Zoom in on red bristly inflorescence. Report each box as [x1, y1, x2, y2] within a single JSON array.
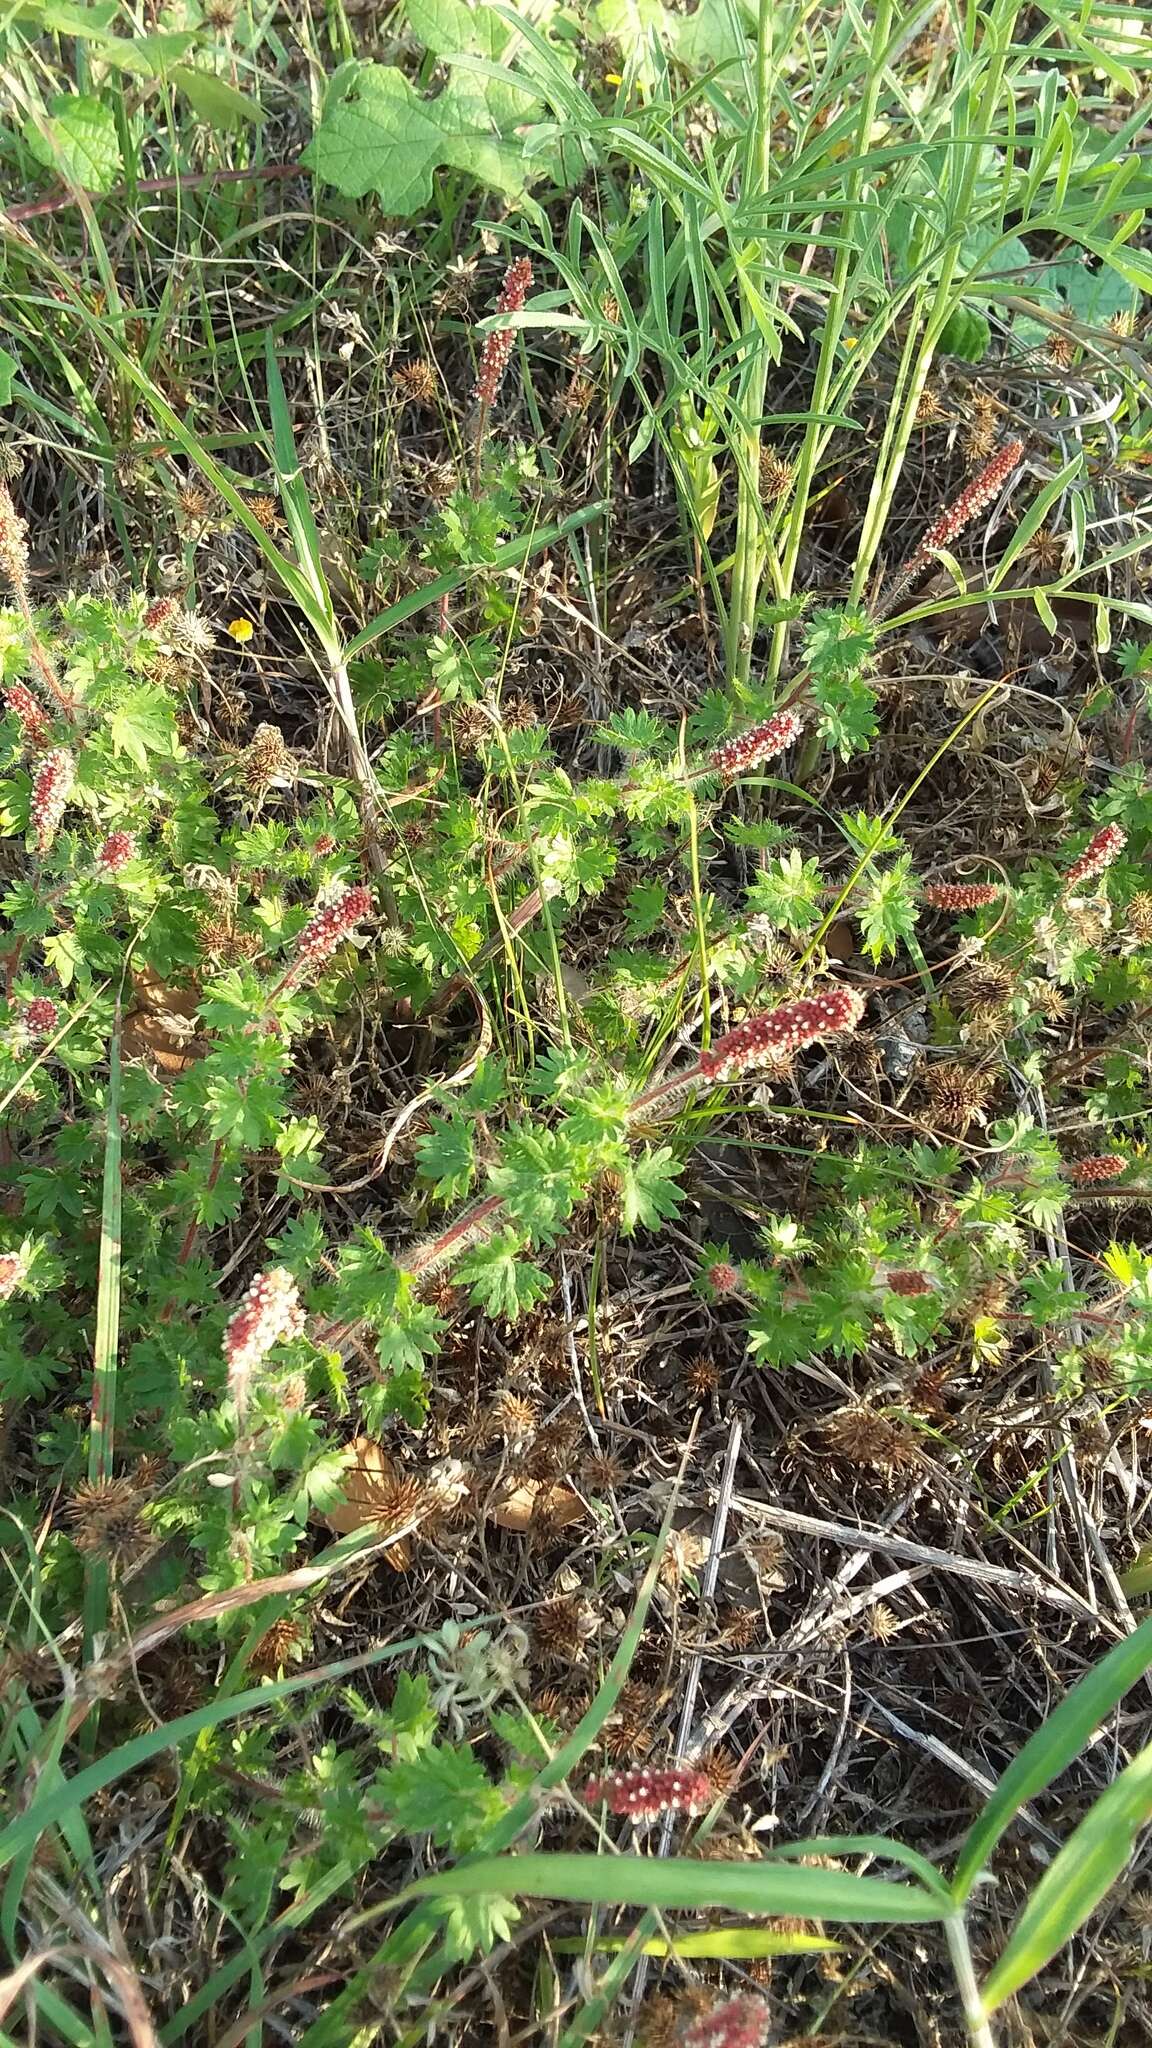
[[584, 1764, 713, 1821], [885, 1269, 934, 1296], [0, 480, 30, 592], [0, 1249, 29, 1300], [287, 885, 373, 981], [922, 881, 1001, 912], [223, 1267, 306, 1410], [30, 748, 75, 853], [473, 257, 533, 407], [708, 706, 803, 780], [906, 438, 1026, 573], [143, 594, 182, 632], [1062, 821, 1126, 894], [1066, 1155, 1127, 1185], [699, 987, 866, 1081], [23, 997, 59, 1037], [4, 682, 49, 747], [706, 1260, 742, 1294], [97, 830, 137, 874], [680, 1994, 774, 2048]]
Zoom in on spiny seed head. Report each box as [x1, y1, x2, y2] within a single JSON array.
[[223, 1268, 306, 1408], [681, 1994, 773, 2048], [824, 1406, 919, 1472], [0, 479, 30, 592], [246, 494, 284, 534], [63, 1478, 147, 1565], [248, 1617, 304, 1675], [1063, 821, 1126, 893], [293, 885, 373, 972], [23, 997, 58, 1037], [908, 439, 1025, 572], [584, 1764, 712, 1821], [923, 1060, 996, 1132], [241, 723, 295, 789], [922, 881, 1001, 912], [1066, 1154, 1127, 1185], [4, 682, 49, 747], [395, 359, 439, 406], [97, 830, 136, 874], [30, 749, 75, 853], [708, 707, 803, 780], [473, 257, 534, 406], [759, 448, 794, 502], [0, 1249, 29, 1299], [699, 988, 866, 1080]]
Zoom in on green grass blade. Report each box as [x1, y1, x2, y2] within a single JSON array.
[[980, 1740, 1152, 2013], [952, 1613, 1152, 1901], [407, 1852, 947, 1924], [263, 334, 333, 625], [550, 1928, 839, 1958]]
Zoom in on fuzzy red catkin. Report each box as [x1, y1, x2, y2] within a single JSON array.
[[1065, 1155, 1126, 1185], [708, 705, 802, 779], [97, 830, 136, 874], [293, 885, 373, 971], [681, 1995, 774, 2048], [1062, 821, 1126, 893], [699, 987, 866, 1081], [4, 681, 49, 746], [23, 997, 59, 1037], [473, 257, 534, 407], [30, 748, 75, 853], [906, 438, 1025, 570], [584, 1764, 712, 1820], [223, 1267, 305, 1407], [921, 881, 1001, 911], [0, 1250, 29, 1300]]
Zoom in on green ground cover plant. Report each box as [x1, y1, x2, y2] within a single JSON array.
[[3, 0, 1152, 2042]]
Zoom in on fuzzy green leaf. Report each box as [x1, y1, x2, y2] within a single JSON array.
[[26, 93, 121, 193], [303, 61, 530, 214]]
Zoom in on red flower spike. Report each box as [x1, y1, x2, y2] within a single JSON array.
[[700, 988, 866, 1081], [313, 833, 337, 857], [292, 885, 374, 974], [4, 682, 49, 747], [473, 257, 534, 407], [681, 1995, 774, 2048], [886, 1269, 934, 1296], [0, 480, 30, 593], [1066, 1155, 1127, 1185], [23, 997, 59, 1037], [0, 1249, 28, 1300], [709, 706, 802, 779], [584, 1764, 712, 1821], [1062, 822, 1126, 894], [97, 830, 136, 875], [907, 439, 1025, 571], [143, 595, 181, 632], [223, 1268, 306, 1409], [30, 748, 75, 853], [922, 881, 1001, 912]]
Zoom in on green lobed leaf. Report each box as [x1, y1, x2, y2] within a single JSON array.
[[171, 64, 263, 129], [303, 61, 531, 214]]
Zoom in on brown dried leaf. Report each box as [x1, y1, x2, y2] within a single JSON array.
[[489, 1478, 585, 1533], [122, 966, 207, 1074], [321, 1436, 419, 1566]]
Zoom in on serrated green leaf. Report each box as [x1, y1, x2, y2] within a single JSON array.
[[618, 1145, 684, 1236], [108, 686, 178, 768], [171, 64, 263, 129], [26, 94, 121, 194], [303, 61, 530, 214], [0, 351, 18, 407]]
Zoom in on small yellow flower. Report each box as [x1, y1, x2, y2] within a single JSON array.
[[227, 617, 255, 644]]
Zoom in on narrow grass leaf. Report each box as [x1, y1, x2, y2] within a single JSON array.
[[550, 1928, 839, 1958], [952, 1612, 1152, 1901], [981, 1741, 1152, 2012], [408, 1852, 946, 1923]]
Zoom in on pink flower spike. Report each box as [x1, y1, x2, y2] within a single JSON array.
[[143, 594, 181, 632], [885, 1269, 934, 1296], [0, 1249, 28, 1300], [473, 256, 534, 406], [97, 830, 136, 875], [922, 881, 1001, 912], [291, 884, 374, 978], [23, 997, 59, 1038], [584, 1764, 712, 1822], [709, 706, 802, 780], [1062, 821, 1126, 894], [223, 1267, 306, 1412], [30, 748, 75, 853], [681, 1994, 773, 2048], [908, 438, 1025, 571], [4, 681, 49, 747], [700, 987, 866, 1081], [1066, 1154, 1126, 1185]]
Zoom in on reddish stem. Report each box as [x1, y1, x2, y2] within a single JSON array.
[[7, 160, 301, 224]]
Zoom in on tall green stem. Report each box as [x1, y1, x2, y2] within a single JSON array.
[[946, 1912, 997, 2048], [726, 0, 776, 688]]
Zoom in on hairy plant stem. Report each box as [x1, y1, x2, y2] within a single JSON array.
[[945, 1913, 996, 2048], [726, 0, 777, 688]]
